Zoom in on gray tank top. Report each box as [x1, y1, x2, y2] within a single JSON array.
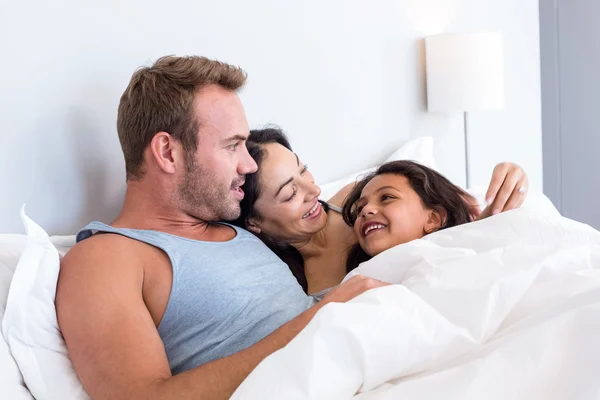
[[76, 222, 315, 375]]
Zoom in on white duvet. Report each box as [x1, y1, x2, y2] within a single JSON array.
[[232, 208, 600, 399]]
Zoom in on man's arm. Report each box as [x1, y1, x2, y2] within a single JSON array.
[[56, 234, 385, 400]]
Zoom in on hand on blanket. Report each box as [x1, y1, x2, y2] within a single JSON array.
[[477, 162, 529, 220], [321, 275, 389, 305]]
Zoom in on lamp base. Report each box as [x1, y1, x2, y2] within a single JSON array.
[[464, 111, 471, 189]]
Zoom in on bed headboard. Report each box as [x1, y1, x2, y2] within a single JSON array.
[[0, 0, 542, 235]]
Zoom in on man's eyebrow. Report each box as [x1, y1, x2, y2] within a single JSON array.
[[275, 177, 294, 198], [222, 134, 248, 142]]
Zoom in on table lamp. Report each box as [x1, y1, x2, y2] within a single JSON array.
[[425, 32, 505, 188]]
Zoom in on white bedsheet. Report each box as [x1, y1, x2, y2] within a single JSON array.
[[232, 208, 600, 399]]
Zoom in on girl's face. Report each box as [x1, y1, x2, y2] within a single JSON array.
[[249, 143, 327, 244], [352, 174, 441, 257]]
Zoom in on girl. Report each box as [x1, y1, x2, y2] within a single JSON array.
[[342, 160, 475, 272]]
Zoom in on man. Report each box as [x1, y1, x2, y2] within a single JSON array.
[[56, 55, 527, 400], [56, 56, 389, 400]]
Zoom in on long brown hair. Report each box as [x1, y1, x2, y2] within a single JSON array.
[[342, 160, 476, 272]]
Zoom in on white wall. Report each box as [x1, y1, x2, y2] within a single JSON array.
[[0, 0, 542, 234]]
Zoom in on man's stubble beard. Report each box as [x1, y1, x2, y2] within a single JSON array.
[[178, 158, 241, 222]]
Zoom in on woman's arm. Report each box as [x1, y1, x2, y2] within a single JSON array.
[[478, 163, 529, 219], [325, 183, 358, 246], [326, 182, 356, 208]]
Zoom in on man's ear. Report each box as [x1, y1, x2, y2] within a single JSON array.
[[246, 217, 262, 234], [149, 132, 180, 174], [424, 208, 446, 235]]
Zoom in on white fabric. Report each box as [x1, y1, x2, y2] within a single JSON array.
[[465, 185, 560, 217], [318, 137, 438, 200], [0, 235, 28, 313], [232, 208, 600, 399], [0, 234, 34, 400], [2, 207, 85, 400]]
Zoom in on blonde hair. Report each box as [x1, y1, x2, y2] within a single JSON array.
[[117, 55, 247, 180]]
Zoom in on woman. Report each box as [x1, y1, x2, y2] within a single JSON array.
[[235, 127, 529, 298]]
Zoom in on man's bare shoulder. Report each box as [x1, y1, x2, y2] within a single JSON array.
[[56, 233, 151, 328], [60, 233, 147, 274]]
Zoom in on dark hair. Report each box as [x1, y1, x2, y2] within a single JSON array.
[[342, 160, 476, 272], [234, 126, 318, 292]]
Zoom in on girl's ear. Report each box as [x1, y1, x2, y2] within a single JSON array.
[[424, 208, 446, 235], [247, 217, 262, 234]]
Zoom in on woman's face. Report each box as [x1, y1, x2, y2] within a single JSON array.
[[352, 174, 440, 257], [249, 143, 327, 244]]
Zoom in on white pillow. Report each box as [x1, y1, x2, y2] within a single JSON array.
[[466, 185, 560, 217], [318, 136, 437, 200], [382, 136, 438, 169], [0, 234, 28, 311], [2, 206, 87, 400], [0, 234, 35, 400]]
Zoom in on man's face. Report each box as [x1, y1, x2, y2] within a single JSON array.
[[178, 85, 257, 222]]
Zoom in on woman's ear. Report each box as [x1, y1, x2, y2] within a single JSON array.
[[424, 208, 446, 235], [247, 218, 262, 234]]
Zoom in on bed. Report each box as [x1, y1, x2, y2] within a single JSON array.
[[0, 138, 575, 400], [231, 207, 600, 399], [1, 194, 583, 400]]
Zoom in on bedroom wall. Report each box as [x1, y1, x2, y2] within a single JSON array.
[[540, 0, 600, 229], [0, 0, 542, 234]]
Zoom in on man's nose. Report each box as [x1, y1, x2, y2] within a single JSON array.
[[239, 148, 258, 175]]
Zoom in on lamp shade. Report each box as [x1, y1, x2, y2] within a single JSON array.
[[425, 32, 504, 112]]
